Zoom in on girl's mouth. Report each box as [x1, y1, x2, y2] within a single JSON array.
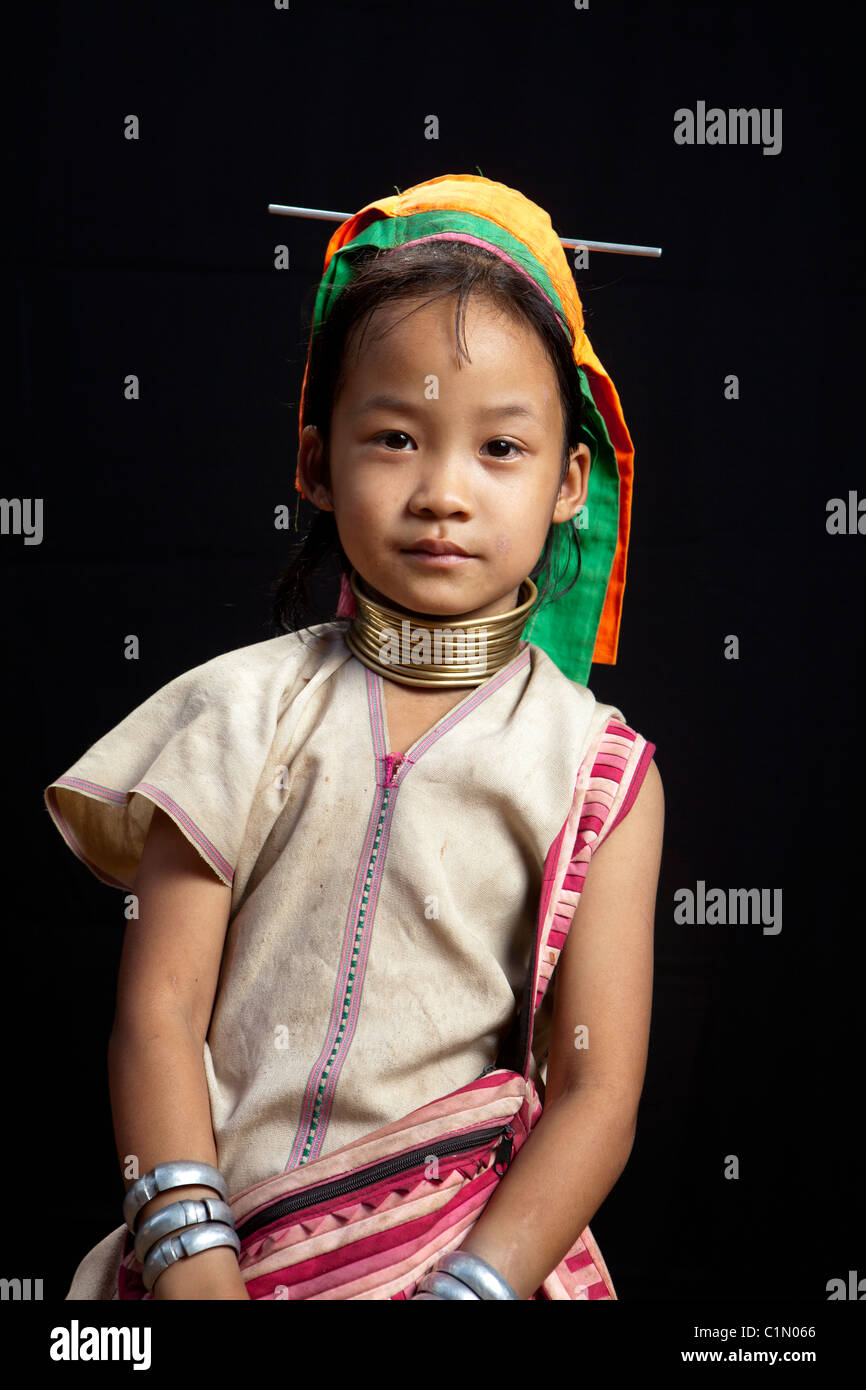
[[402, 550, 473, 566]]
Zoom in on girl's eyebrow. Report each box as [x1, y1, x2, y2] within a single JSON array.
[[355, 393, 541, 422], [355, 393, 416, 415]]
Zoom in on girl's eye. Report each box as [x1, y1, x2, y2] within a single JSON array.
[[483, 438, 521, 459], [375, 431, 414, 450]]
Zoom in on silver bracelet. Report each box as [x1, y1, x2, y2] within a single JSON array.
[[430, 1251, 520, 1300], [123, 1161, 229, 1233], [415, 1269, 481, 1300], [134, 1196, 235, 1265], [439, 1251, 520, 1299], [141, 1221, 241, 1292]]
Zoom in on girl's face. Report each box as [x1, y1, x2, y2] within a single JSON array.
[[297, 291, 589, 623]]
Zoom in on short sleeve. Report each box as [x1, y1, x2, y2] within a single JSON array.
[[43, 629, 341, 892], [590, 718, 657, 848]]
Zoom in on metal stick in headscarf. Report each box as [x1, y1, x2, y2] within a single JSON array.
[[270, 175, 661, 687]]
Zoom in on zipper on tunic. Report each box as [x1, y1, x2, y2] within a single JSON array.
[[236, 1123, 515, 1242], [294, 755, 403, 1165], [383, 753, 403, 786]]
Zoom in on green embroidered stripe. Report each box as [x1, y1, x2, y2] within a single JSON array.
[[299, 786, 392, 1162]]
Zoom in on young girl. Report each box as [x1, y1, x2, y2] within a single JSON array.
[[45, 173, 664, 1301]]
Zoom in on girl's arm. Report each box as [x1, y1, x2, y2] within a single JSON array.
[[107, 805, 249, 1300], [458, 758, 665, 1299]]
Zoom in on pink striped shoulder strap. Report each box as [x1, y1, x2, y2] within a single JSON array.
[[531, 717, 657, 1018]]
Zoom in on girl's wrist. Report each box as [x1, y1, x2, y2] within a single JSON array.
[[151, 1243, 247, 1300]]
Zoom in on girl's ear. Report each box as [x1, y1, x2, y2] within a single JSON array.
[[551, 442, 591, 523], [297, 425, 334, 511]]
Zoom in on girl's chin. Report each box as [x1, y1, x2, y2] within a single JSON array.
[[360, 568, 522, 624]]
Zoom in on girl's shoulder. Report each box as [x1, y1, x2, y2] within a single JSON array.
[[525, 640, 643, 744], [526, 643, 658, 831], [44, 622, 352, 892], [151, 621, 351, 709]]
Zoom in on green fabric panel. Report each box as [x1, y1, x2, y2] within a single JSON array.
[[521, 370, 620, 688]]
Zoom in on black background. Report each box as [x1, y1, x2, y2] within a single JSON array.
[[6, 0, 864, 1307]]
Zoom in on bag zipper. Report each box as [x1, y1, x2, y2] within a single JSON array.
[[235, 1122, 515, 1242]]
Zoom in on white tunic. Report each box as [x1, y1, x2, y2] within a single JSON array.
[[45, 621, 647, 1298]]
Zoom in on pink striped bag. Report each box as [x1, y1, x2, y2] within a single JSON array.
[[118, 717, 647, 1301]]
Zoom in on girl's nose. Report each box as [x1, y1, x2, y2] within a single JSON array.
[[407, 455, 473, 515]]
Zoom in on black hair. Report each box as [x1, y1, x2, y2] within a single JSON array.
[[269, 239, 587, 636]]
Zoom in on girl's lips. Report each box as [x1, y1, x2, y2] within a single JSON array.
[[402, 550, 474, 565]]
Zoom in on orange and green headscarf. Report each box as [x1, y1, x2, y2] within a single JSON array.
[[295, 173, 635, 688]]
